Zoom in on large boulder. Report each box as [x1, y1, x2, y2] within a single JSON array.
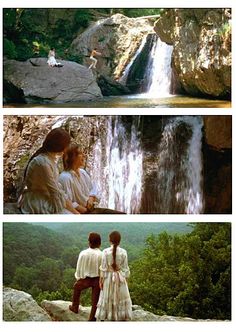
[[154, 9, 231, 99], [3, 58, 102, 104], [70, 14, 153, 80], [3, 287, 52, 321]]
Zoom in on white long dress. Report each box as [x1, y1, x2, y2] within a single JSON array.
[[95, 245, 132, 321], [20, 153, 70, 214], [59, 169, 99, 208], [47, 50, 61, 67]]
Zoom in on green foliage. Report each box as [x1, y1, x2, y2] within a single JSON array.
[[130, 223, 231, 320], [122, 9, 161, 18], [217, 22, 231, 37], [3, 38, 17, 59], [73, 9, 93, 29], [3, 8, 162, 61]]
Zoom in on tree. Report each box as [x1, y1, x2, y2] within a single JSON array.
[[130, 223, 231, 319]]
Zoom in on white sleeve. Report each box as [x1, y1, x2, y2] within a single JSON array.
[[59, 173, 79, 208]]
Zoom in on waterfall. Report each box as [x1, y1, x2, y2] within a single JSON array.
[[153, 116, 204, 214], [144, 35, 173, 97], [89, 116, 203, 214], [107, 117, 143, 213]]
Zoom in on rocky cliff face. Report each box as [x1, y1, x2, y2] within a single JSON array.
[[70, 14, 154, 80], [4, 287, 208, 322], [4, 58, 102, 104], [154, 9, 231, 99]]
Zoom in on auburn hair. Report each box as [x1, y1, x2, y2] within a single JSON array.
[[109, 231, 121, 271], [63, 144, 82, 171], [24, 128, 71, 179]]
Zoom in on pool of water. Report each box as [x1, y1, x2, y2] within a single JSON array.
[[4, 94, 231, 108]]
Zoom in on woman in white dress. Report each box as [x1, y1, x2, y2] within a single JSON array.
[[59, 144, 125, 214], [95, 231, 132, 321], [18, 128, 79, 214]]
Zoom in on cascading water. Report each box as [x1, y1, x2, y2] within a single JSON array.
[[152, 116, 204, 214], [144, 35, 173, 97], [107, 117, 143, 213], [89, 116, 203, 214]]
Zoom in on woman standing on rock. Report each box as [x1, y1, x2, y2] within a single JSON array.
[[95, 231, 132, 321], [59, 144, 125, 214], [18, 128, 80, 214]]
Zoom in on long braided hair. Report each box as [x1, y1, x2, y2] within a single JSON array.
[[109, 231, 121, 271]]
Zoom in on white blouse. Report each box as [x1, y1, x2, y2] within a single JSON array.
[[59, 169, 99, 208], [75, 247, 102, 280], [100, 246, 130, 279], [20, 153, 68, 214]]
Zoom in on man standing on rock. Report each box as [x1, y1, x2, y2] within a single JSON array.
[[89, 48, 102, 69], [69, 232, 102, 321]]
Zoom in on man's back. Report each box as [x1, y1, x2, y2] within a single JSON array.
[[75, 247, 102, 280]]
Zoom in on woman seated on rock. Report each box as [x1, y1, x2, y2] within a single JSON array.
[[59, 144, 125, 214], [18, 128, 80, 214], [47, 48, 63, 67]]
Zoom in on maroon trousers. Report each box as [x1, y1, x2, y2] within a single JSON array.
[[72, 276, 100, 321]]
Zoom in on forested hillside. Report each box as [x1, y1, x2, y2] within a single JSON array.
[[3, 222, 230, 319]]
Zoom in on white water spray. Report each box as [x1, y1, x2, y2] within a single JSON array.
[[107, 117, 143, 213], [145, 36, 173, 97], [155, 116, 204, 214]]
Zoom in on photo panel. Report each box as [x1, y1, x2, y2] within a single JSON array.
[[3, 7, 231, 108], [3, 115, 232, 215], [2, 221, 231, 322]]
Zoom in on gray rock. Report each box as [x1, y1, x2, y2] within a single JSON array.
[[71, 14, 153, 80], [3, 289, 225, 322], [3, 287, 52, 321], [3, 58, 102, 104], [41, 300, 199, 321], [41, 300, 90, 321]]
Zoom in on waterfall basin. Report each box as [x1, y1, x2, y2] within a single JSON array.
[[5, 95, 231, 108]]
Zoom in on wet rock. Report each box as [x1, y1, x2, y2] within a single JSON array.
[[97, 74, 131, 96], [3, 58, 102, 104]]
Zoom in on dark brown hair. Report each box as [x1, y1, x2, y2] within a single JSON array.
[[63, 144, 82, 171], [109, 231, 121, 271], [88, 232, 101, 249], [24, 128, 71, 179]]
